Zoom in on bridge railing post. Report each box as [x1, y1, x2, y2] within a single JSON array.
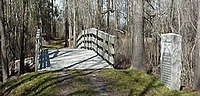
[[35, 29, 41, 72], [96, 29, 99, 53], [84, 29, 86, 48], [88, 30, 91, 49], [106, 32, 110, 63], [87, 30, 89, 49], [87, 30, 90, 49]]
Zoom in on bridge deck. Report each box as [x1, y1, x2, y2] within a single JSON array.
[[38, 48, 113, 71]]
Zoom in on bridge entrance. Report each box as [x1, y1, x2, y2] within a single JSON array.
[[35, 28, 115, 71]]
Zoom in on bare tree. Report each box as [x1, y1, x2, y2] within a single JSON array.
[[73, 0, 76, 48], [0, 0, 9, 82], [19, 0, 28, 75], [194, 0, 200, 89], [63, 0, 69, 47], [107, 0, 110, 32], [51, 0, 54, 38], [131, 0, 145, 70], [96, 0, 103, 29]]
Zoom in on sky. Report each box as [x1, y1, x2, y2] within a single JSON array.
[[55, 0, 63, 10]]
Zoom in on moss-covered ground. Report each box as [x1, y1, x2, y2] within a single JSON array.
[[0, 69, 197, 96]]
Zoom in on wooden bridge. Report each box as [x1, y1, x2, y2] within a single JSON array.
[[35, 28, 116, 71]]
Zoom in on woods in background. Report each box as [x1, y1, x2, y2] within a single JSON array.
[[63, 0, 200, 89], [1, 0, 200, 89], [0, 0, 59, 82]]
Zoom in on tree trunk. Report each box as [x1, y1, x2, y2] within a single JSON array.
[[73, 1, 76, 48], [64, 0, 69, 47], [51, 0, 54, 38], [107, 0, 110, 33], [0, 0, 9, 82], [68, 0, 72, 48], [19, 0, 27, 75], [194, 0, 200, 89], [96, 0, 103, 29], [131, 0, 144, 70]]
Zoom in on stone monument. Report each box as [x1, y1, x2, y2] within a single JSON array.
[[160, 33, 182, 90]]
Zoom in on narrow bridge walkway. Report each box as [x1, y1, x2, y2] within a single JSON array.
[[38, 48, 113, 71]]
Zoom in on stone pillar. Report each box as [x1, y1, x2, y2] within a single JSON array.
[[160, 33, 182, 90]]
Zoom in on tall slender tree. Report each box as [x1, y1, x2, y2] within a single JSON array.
[[19, 0, 28, 75], [64, 0, 69, 47], [0, 0, 9, 82], [73, 0, 76, 48], [131, 0, 145, 70], [51, 0, 54, 38], [96, 0, 103, 29], [194, 0, 200, 89], [107, 0, 110, 33]]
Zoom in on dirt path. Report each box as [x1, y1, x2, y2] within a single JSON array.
[[84, 70, 109, 96], [54, 69, 114, 96]]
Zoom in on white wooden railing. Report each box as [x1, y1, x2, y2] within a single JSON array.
[[76, 28, 116, 65], [35, 29, 50, 71], [35, 29, 41, 72]]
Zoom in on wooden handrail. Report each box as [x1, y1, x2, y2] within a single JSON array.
[[35, 29, 41, 72], [76, 28, 116, 65]]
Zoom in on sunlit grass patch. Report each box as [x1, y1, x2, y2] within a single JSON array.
[[99, 69, 197, 96], [0, 71, 60, 96], [0, 69, 197, 96]]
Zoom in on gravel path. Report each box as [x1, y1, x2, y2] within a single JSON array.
[[38, 48, 113, 71]]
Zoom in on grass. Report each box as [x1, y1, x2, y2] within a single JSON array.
[[0, 69, 197, 96], [99, 69, 197, 96], [0, 71, 60, 96]]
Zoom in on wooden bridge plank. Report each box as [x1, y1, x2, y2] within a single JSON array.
[[38, 49, 112, 71]]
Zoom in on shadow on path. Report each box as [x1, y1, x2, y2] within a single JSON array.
[[60, 55, 98, 69], [49, 50, 74, 59]]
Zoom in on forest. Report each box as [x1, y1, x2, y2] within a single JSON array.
[[0, 0, 200, 94]]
